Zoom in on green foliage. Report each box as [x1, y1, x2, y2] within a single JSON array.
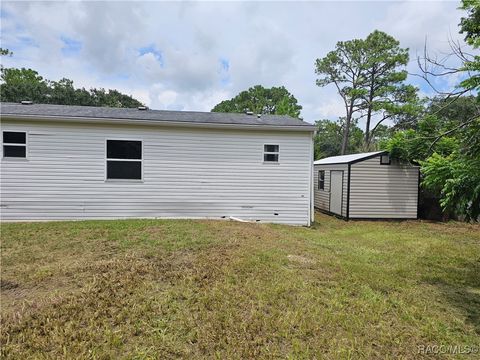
[[0, 67, 143, 108], [315, 30, 421, 151], [421, 153, 480, 221], [428, 96, 479, 127], [0, 48, 13, 56], [459, 0, 480, 92], [360, 31, 421, 143], [383, 96, 479, 220], [370, 124, 393, 144], [460, 0, 480, 47], [0, 68, 49, 103], [313, 119, 364, 159], [383, 96, 477, 161], [211, 85, 302, 118], [315, 37, 365, 153]]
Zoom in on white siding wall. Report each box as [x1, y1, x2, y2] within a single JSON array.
[[349, 156, 418, 219], [1, 120, 312, 225], [313, 164, 348, 217]]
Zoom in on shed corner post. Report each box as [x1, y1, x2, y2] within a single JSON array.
[[309, 132, 315, 226], [346, 163, 351, 221]]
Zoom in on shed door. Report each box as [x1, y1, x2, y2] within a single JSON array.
[[329, 171, 343, 216]]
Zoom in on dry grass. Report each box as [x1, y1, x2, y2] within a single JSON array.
[[1, 213, 479, 359]]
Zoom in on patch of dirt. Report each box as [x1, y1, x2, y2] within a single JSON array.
[[0, 279, 19, 290]]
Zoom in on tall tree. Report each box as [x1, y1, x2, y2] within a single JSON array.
[[315, 39, 366, 154], [315, 30, 420, 153], [211, 85, 302, 118], [360, 31, 420, 146]]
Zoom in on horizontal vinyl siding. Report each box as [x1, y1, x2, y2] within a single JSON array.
[[1, 121, 312, 225], [313, 164, 348, 217], [349, 156, 418, 219]]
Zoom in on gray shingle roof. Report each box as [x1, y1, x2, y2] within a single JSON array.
[[1, 102, 315, 130]]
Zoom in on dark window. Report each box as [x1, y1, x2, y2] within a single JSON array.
[[264, 144, 279, 162], [264, 153, 279, 162], [106, 140, 142, 180], [318, 170, 325, 190], [107, 140, 141, 159], [3, 132, 26, 144], [107, 161, 142, 180], [3, 145, 26, 158], [380, 154, 391, 165], [264, 144, 279, 153], [3, 131, 27, 158]]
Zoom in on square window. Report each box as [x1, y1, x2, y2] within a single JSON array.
[[3, 131, 27, 158], [264, 144, 279, 163], [380, 154, 391, 165], [106, 140, 142, 180]]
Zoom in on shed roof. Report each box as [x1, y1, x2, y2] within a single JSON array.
[[314, 151, 387, 165], [0, 102, 316, 131]]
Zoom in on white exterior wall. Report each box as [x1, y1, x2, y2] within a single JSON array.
[[313, 164, 348, 217], [349, 156, 418, 219], [0, 120, 313, 225]]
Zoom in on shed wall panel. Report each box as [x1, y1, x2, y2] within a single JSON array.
[[313, 164, 348, 217], [349, 156, 418, 219]]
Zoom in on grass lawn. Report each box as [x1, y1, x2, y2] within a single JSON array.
[[1, 213, 479, 359]]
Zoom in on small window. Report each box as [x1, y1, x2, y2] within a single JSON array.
[[380, 154, 391, 165], [3, 131, 26, 158], [318, 170, 325, 190], [264, 144, 279, 162], [106, 140, 142, 180]]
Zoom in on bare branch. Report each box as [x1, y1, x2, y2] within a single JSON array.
[[427, 115, 480, 152]]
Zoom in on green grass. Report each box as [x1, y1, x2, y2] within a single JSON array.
[[1, 213, 479, 359]]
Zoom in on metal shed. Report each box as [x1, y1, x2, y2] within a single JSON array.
[[314, 151, 419, 220]]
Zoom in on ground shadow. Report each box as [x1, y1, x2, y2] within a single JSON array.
[[425, 257, 480, 335]]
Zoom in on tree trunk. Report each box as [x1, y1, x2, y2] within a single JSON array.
[[365, 71, 375, 146], [365, 107, 372, 145], [340, 116, 350, 154], [341, 103, 353, 155]]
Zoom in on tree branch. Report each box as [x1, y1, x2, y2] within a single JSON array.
[[428, 116, 480, 152]]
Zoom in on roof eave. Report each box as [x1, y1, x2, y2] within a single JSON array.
[[1, 114, 317, 132], [314, 151, 388, 166]]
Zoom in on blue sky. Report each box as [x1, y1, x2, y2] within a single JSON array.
[[0, 1, 474, 127]]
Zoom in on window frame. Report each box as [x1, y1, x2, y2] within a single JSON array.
[[318, 170, 325, 190], [263, 143, 280, 164], [380, 154, 391, 165], [105, 138, 144, 182], [2, 130, 28, 160]]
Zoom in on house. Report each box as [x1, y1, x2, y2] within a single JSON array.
[[314, 151, 419, 220], [0, 102, 316, 225]]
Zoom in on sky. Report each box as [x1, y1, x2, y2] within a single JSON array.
[[0, 1, 472, 127]]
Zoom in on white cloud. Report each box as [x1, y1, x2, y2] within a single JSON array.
[[1, 0, 469, 128]]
